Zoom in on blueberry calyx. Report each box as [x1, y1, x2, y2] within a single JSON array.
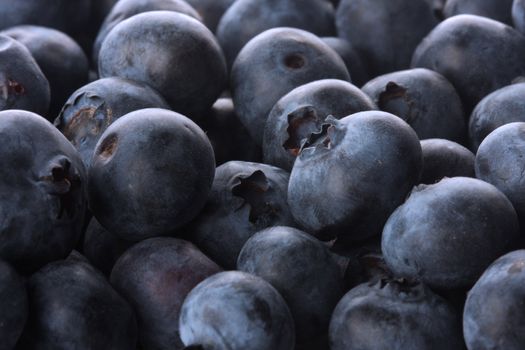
[[374, 278, 426, 301], [299, 115, 340, 156], [378, 81, 416, 124], [231, 170, 277, 224], [40, 156, 81, 219], [282, 105, 324, 156]]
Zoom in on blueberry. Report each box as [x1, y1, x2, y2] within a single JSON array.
[[287, 111, 422, 243], [463, 250, 525, 350], [237, 226, 345, 348], [231, 27, 350, 145], [216, 0, 335, 68], [197, 97, 262, 166], [185, 0, 235, 33], [362, 68, 466, 143], [82, 218, 134, 277], [1, 25, 89, 120], [444, 0, 513, 25], [110, 237, 221, 350], [263, 79, 376, 171], [179, 271, 295, 350], [88, 108, 215, 241], [92, 0, 201, 67], [412, 15, 525, 112], [329, 279, 464, 350], [0, 259, 27, 350], [475, 122, 525, 232], [336, 0, 438, 77], [382, 177, 520, 289], [468, 82, 525, 151], [321, 37, 370, 87], [0, 0, 91, 42], [54, 77, 169, 167], [98, 11, 226, 118], [188, 161, 296, 269], [0, 110, 87, 272], [0, 34, 50, 116], [420, 139, 475, 184], [17, 252, 137, 349], [513, 0, 525, 35]]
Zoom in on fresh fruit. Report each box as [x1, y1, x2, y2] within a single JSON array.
[[468, 82, 525, 151], [92, 0, 201, 66], [263, 79, 376, 171], [217, 0, 336, 68], [0, 259, 27, 350], [412, 15, 525, 112], [17, 252, 137, 349], [382, 177, 520, 289], [179, 271, 295, 350], [98, 10, 226, 118], [336, 0, 438, 77], [475, 122, 525, 230], [362, 68, 465, 142], [110, 237, 221, 350], [420, 139, 475, 184], [287, 111, 422, 243], [1, 25, 89, 119], [0, 34, 50, 116], [329, 279, 464, 350], [55, 77, 169, 167], [0, 110, 87, 272], [231, 27, 350, 145], [188, 161, 295, 269], [463, 250, 525, 350], [88, 108, 215, 241], [238, 226, 345, 348]]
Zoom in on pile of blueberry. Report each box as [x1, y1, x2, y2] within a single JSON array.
[[3, 0, 525, 349]]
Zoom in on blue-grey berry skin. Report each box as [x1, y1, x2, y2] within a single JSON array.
[[382, 177, 520, 290], [216, 0, 336, 68], [464, 250, 525, 350], [82, 218, 134, 277], [110, 237, 221, 350], [362, 68, 465, 143], [0, 259, 27, 350], [188, 161, 296, 269], [287, 111, 422, 243], [237, 226, 345, 347], [88, 108, 215, 242], [0, 110, 87, 273], [263, 79, 376, 172], [336, 0, 438, 77], [1, 25, 88, 119], [321, 37, 369, 87], [412, 15, 525, 112], [55, 77, 169, 167], [329, 280, 465, 350], [0, 0, 91, 40], [420, 139, 475, 184], [468, 82, 525, 152], [231, 27, 350, 146], [17, 252, 137, 349], [185, 0, 235, 33], [0, 34, 50, 116], [92, 0, 202, 66], [513, 0, 525, 35], [179, 271, 295, 350], [444, 0, 513, 25], [197, 97, 262, 166], [98, 11, 226, 119], [475, 122, 525, 231]]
